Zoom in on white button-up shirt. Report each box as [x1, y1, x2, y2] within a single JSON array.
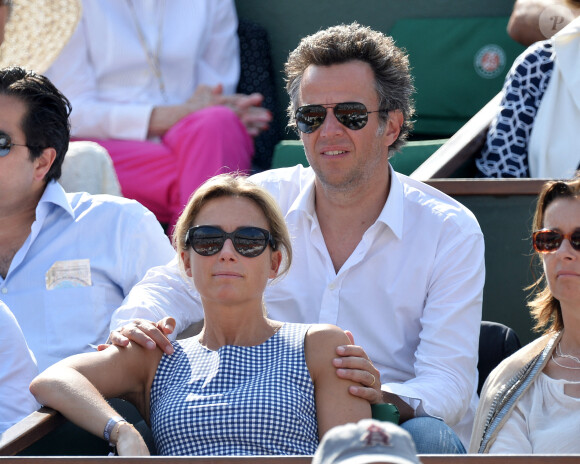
[[45, 0, 240, 141], [0, 181, 175, 371], [113, 165, 484, 445]]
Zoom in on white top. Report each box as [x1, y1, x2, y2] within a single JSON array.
[[113, 165, 484, 446], [490, 372, 580, 453], [0, 181, 175, 372], [0, 301, 40, 434], [45, 0, 240, 141], [528, 16, 580, 178]]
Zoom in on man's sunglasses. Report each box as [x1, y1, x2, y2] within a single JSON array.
[[294, 102, 388, 134], [0, 132, 37, 157], [185, 226, 276, 258], [532, 228, 580, 253]]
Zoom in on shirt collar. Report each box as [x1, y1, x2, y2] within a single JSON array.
[[285, 168, 317, 220], [36, 181, 75, 219], [284, 165, 404, 240], [377, 165, 404, 240]]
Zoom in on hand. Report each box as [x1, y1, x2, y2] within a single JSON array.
[[185, 84, 224, 111], [115, 423, 150, 456], [218, 92, 272, 136], [99, 317, 175, 355], [334, 330, 383, 404]]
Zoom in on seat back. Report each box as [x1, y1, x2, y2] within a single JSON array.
[[390, 17, 524, 137], [478, 321, 522, 394], [236, 19, 281, 172], [271, 139, 448, 176]]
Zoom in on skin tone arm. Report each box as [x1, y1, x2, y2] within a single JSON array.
[[105, 319, 410, 418], [30, 343, 162, 456], [333, 331, 416, 423], [507, 0, 572, 46], [148, 84, 271, 138], [305, 325, 371, 437]]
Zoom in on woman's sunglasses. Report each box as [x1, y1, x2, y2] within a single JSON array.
[[185, 226, 276, 258], [0, 132, 35, 157], [532, 228, 580, 253], [294, 102, 388, 134]]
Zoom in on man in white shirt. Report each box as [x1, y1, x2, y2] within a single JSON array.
[[0, 67, 175, 371], [110, 23, 484, 453]]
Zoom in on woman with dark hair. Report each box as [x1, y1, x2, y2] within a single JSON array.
[[470, 175, 580, 453], [30, 173, 370, 456]]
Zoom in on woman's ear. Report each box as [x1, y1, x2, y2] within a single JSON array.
[[181, 250, 193, 277], [269, 250, 282, 278]]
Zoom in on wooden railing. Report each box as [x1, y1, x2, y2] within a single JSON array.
[[2, 410, 580, 462], [1, 455, 580, 463], [424, 178, 546, 196], [411, 92, 502, 180], [0, 408, 64, 456]]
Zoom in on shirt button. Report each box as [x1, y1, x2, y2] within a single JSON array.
[[1, 287, 7, 294], [329, 283, 336, 290]]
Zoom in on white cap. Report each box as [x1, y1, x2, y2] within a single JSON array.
[[313, 419, 422, 464]]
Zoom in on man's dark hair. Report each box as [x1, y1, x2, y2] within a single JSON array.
[[0, 66, 71, 182], [285, 22, 415, 154]]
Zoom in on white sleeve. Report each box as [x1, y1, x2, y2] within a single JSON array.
[[197, 0, 240, 94], [117, 203, 177, 296], [110, 256, 204, 337], [45, 16, 153, 141], [384, 229, 484, 426], [0, 302, 40, 433]]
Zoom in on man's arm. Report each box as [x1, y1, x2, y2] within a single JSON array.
[[508, 0, 574, 46], [333, 335, 415, 423], [109, 257, 203, 353], [384, 230, 484, 427]]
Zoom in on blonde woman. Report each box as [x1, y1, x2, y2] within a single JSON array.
[[31, 173, 370, 456]]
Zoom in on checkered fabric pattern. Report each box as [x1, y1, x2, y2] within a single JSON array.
[[150, 323, 318, 456], [475, 41, 555, 177]]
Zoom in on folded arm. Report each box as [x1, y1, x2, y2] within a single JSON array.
[[30, 344, 162, 455]]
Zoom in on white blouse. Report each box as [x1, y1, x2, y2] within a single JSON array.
[[490, 372, 580, 453]]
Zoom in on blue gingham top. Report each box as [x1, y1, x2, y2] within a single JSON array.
[[149, 322, 318, 456]]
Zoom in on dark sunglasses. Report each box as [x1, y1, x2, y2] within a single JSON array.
[[295, 102, 388, 134], [185, 226, 276, 258], [532, 228, 580, 253], [0, 132, 37, 157]]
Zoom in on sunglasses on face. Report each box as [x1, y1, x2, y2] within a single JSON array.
[[532, 228, 580, 253], [294, 102, 388, 134], [185, 226, 276, 258], [0, 132, 33, 157]]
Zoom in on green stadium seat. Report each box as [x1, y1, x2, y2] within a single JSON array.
[[271, 139, 447, 176], [389, 17, 525, 136]]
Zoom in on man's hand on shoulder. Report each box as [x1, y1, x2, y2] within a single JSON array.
[[98, 317, 176, 355], [334, 330, 382, 404]]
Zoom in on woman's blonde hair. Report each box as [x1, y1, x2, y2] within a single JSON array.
[[173, 173, 292, 280], [528, 175, 580, 333]]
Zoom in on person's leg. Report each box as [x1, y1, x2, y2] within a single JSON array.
[[400, 417, 466, 454], [162, 105, 254, 229]]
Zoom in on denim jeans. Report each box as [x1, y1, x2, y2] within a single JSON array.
[[400, 417, 466, 454]]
